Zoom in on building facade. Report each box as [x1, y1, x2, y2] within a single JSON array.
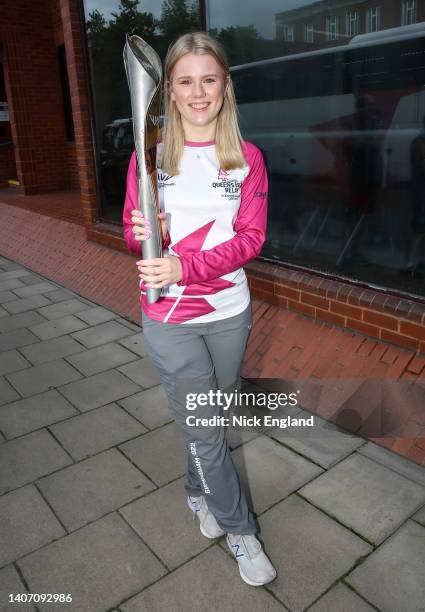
[[1, 0, 425, 352]]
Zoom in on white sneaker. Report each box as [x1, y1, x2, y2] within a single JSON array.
[[187, 496, 226, 539], [226, 533, 277, 586]]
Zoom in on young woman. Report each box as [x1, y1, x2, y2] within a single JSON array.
[[122, 31, 276, 587]]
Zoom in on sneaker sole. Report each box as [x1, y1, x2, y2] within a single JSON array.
[[238, 565, 277, 587]]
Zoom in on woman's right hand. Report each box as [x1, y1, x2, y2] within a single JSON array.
[[131, 209, 168, 242]]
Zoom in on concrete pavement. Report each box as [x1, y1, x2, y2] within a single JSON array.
[[0, 255, 425, 612]]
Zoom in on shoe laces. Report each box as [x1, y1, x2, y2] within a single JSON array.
[[188, 496, 203, 519]]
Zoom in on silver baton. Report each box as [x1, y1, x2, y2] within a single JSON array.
[[123, 34, 163, 304]]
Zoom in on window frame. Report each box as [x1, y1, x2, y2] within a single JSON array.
[[402, 0, 416, 25], [304, 22, 314, 43], [346, 11, 359, 37], [326, 15, 339, 41], [366, 6, 380, 33]]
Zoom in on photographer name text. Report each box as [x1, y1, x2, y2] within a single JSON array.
[[186, 414, 314, 428]]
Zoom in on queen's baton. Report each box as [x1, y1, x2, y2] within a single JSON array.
[[123, 34, 163, 303]]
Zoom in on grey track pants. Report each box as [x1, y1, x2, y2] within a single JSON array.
[[141, 302, 257, 535]]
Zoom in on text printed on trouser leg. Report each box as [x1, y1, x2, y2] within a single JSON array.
[[190, 442, 211, 494]]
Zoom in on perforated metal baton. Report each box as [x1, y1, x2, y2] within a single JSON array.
[[123, 34, 163, 304]]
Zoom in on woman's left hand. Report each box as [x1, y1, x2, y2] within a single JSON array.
[[136, 255, 183, 288]]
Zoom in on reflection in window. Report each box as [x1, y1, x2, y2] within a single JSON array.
[[206, 0, 425, 297], [304, 23, 314, 43], [367, 6, 380, 33], [346, 11, 359, 37], [283, 24, 295, 42], [82, 0, 200, 222], [326, 15, 338, 41], [402, 0, 416, 26]]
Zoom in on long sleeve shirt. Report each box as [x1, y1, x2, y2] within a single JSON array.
[[122, 139, 268, 324]]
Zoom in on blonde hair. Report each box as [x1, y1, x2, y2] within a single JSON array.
[[161, 31, 246, 176]]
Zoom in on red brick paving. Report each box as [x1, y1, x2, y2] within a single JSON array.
[[1, 199, 424, 467]]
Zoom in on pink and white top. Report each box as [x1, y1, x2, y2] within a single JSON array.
[[123, 139, 268, 324]]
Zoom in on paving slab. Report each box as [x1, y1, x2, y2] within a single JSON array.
[[0, 429, 72, 494], [120, 545, 285, 612], [0, 328, 39, 352], [267, 410, 365, 469], [0, 311, 47, 334], [0, 564, 36, 612], [117, 358, 161, 389], [345, 520, 425, 612], [36, 299, 91, 320], [0, 305, 7, 318], [119, 421, 186, 486], [19, 335, 86, 365], [0, 261, 22, 272], [13, 282, 58, 297], [0, 349, 30, 376], [49, 403, 147, 461], [307, 582, 376, 612], [43, 288, 78, 303], [28, 315, 88, 340], [231, 435, 323, 515], [116, 317, 142, 333], [358, 440, 425, 487], [19, 273, 49, 285], [118, 332, 148, 357], [0, 389, 78, 439], [0, 269, 31, 281], [2, 294, 51, 314], [65, 341, 139, 376], [0, 290, 17, 304], [18, 512, 167, 612], [37, 448, 155, 531], [299, 452, 425, 545], [0, 484, 65, 567], [250, 494, 372, 612], [225, 428, 261, 449], [0, 376, 19, 406], [413, 503, 425, 525], [58, 369, 141, 411], [6, 358, 82, 397], [120, 476, 212, 569], [118, 385, 172, 430], [0, 279, 25, 292], [73, 306, 118, 325], [70, 320, 134, 348]]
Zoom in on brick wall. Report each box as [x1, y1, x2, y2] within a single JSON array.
[[0, 0, 79, 194], [246, 260, 425, 354], [60, 0, 100, 231]]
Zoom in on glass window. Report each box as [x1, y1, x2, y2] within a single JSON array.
[[206, 0, 425, 298], [367, 6, 380, 33], [82, 0, 201, 223], [304, 23, 314, 43], [402, 0, 416, 26], [326, 15, 338, 41], [283, 24, 295, 42], [346, 11, 359, 37]]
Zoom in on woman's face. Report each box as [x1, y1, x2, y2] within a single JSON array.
[[169, 52, 227, 137]]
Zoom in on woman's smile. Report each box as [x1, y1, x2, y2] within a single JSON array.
[[189, 102, 210, 111]]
